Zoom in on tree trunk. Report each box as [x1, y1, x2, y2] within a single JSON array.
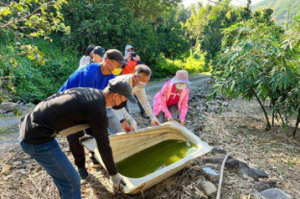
[[253, 89, 271, 130], [293, 107, 300, 137], [277, 110, 285, 126], [272, 110, 275, 126], [271, 100, 275, 126]]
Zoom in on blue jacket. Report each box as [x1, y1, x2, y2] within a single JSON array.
[[59, 63, 115, 92]]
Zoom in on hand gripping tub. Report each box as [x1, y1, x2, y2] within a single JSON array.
[[81, 121, 212, 194]]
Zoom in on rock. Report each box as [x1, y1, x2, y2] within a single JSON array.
[[200, 167, 219, 181], [254, 181, 277, 192], [3, 174, 13, 181], [225, 159, 242, 169], [260, 188, 292, 199], [0, 102, 19, 114], [18, 169, 27, 174], [2, 164, 12, 175], [200, 181, 217, 196], [12, 161, 22, 166], [249, 168, 268, 178], [242, 167, 268, 179], [211, 148, 227, 154]]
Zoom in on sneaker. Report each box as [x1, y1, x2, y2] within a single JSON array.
[[140, 112, 149, 119], [78, 167, 88, 180]]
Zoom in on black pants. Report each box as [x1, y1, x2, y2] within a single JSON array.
[[125, 95, 145, 114], [66, 129, 96, 169]]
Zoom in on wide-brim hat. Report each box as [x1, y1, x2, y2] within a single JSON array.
[[171, 70, 191, 84]]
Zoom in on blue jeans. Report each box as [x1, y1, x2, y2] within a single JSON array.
[[20, 138, 81, 199]]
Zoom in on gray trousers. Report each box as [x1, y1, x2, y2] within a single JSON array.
[[157, 105, 178, 123], [106, 108, 123, 134]]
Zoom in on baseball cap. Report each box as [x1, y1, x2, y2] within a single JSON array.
[[104, 49, 128, 66], [93, 46, 105, 57], [108, 79, 137, 104]]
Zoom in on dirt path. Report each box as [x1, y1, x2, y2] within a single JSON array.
[[1, 74, 299, 199]]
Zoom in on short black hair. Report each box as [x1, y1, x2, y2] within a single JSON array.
[[134, 64, 152, 76], [85, 44, 95, 56]]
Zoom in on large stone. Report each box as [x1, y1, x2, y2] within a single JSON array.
[[242, 167, 268, 179], [225, 159, 241, 169], [260, 188, 292, 199], [200, 181, 217, 196]]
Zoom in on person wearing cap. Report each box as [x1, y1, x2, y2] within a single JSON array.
[[19, 81, 136, 199], [112, 64, 160, 127], [59, 49, 136, 179], [153, 70, 191, 125], [90, 46, 105, 63], [79, 44, 95, 68], [123, 44, 141, 75]]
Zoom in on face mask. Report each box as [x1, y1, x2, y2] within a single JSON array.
[[112, 96, 127, 110], [109, 60, 122, 75], [112, 100, 127, 110], [176, 84, 186, 90], [111, 68, 122, 76], [137, 81, 146, 89]]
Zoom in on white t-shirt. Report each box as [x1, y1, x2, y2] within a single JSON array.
[[79, 56, 91, 68]]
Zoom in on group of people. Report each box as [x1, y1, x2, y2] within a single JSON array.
[[19, 44, 191, 198]]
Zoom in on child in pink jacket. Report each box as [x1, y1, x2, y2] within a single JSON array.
[[153, 70, 190, 125]]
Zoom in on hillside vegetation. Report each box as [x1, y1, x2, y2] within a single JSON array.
[[252, 0, 300, 25]]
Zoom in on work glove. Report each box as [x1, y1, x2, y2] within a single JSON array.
[[131, 120, 138, 131], [110, 173, 126, 191]]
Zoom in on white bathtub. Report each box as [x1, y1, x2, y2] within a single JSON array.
[[81, 121, 212, 194]]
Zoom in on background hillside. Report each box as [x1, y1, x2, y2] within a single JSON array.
[[252, 0, 300, 25]]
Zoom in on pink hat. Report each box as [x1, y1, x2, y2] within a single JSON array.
[[171, 70, 191, 84]]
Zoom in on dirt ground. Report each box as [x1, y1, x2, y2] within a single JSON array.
[[0, 75, 299, 199]]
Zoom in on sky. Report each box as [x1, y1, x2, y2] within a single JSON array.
[[181, 0, 264, 7]]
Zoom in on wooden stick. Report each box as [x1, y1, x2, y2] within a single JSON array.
[[216, 153, 229, 199]]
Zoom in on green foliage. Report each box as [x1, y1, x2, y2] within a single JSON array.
[[153, 52, 207, 78], [210, 15, 300, 130], [185, 0, 251, 66], [0, 0, 70, 64], [123, 0, 180, 21], [0, 38, 78, 103], [61, 0, 190, 66]]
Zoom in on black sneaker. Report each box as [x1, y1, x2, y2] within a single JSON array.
[[140, 112, 149, 119], [78, 167, 88, 180]]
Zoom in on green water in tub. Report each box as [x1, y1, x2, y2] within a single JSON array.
[[116, 140, 197, 178]]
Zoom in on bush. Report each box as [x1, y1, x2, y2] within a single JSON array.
[[0, 38, 78, 103], [152, 52, 207, 78]]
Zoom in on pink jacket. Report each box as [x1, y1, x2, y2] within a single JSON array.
[[153, 80, 190, 120]]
